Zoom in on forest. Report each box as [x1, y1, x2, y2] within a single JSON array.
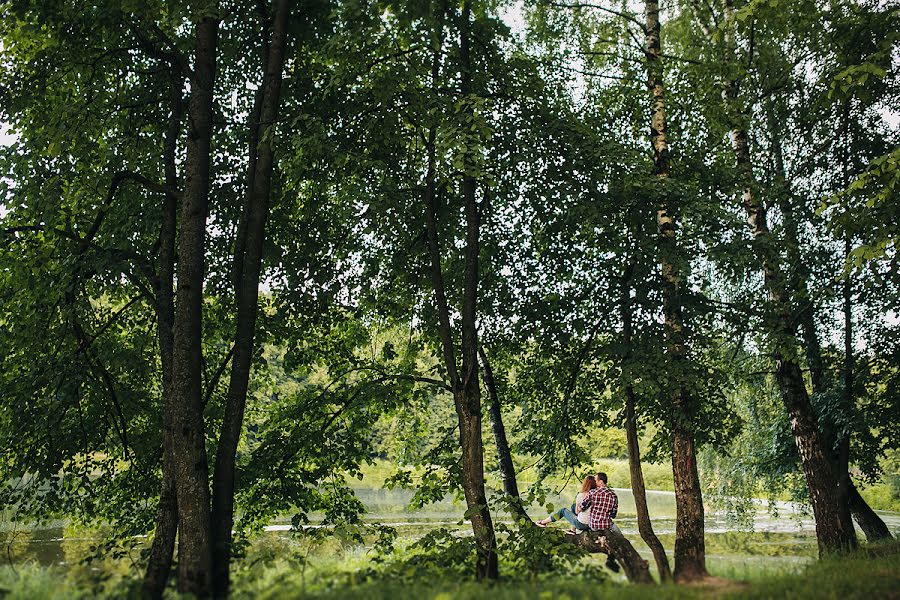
[[0, 0, 899, 598]]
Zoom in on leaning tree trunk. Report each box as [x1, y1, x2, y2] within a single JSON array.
[[768, 107, 826, 396], [211, 2, 291, 596], [721, 0, 855, 555], [562, 529, 655, 584], [143, 62, 183, 600], [479, 346, 529, 523], [772, 105, 849, 537], [726, 117, 856, 557], [168, 9, 220, 597], [836, 235, 856, 539], [621, 260, 671, 582], [773, 103, 853, 541], [645, 0, 706, 581], [848, 482, 894, 541]]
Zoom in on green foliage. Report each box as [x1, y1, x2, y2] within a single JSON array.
[[493, 521, 596, 580], [359, 528, 477, 582], [857, 450, 900, 512], [4, 545, 900, 599], [262, 542, 900, 599], [1, 0, 899, 587], [825, 146, 900, 276], [0, 566, 92, 600]]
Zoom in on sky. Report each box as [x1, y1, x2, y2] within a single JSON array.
[[0, 124, 13, 147]]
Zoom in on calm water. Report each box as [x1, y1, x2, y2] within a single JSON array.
[[303, 487, 900, 536]]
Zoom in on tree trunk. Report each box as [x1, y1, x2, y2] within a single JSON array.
[[479, 346, 529, 522], [455, 1, 498, 579], [422, 0, 497, 579], [145, 471, 178, 598], [848, 481, 894, 542], [840, 262, 891, 538], [455, 387, 499, 579], [562, 529, 655, 584], [621, 261, 671, 582], [211, 2, 291, 596], [725, 108, 856, 557], [644, 0, 706, 581], [169, 9, 219, 597], [143, 63, 183, 600], [231, 2, 270, 293], [768, 109, 825, 396], [625, 389, 672, 582], [720, 0, 855, 554]]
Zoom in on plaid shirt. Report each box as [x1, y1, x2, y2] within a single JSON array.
[[579, 486, 618, 531]]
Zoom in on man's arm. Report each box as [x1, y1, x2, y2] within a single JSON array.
[[579, 487, 597, 511]]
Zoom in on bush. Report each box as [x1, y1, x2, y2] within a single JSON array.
[[0, 565, 87, 600], [858, 481, 900, 512]]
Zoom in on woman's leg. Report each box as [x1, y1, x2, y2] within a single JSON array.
[[549, 507, 568, 522], [560, 508, 590, 530], [538, 507, 568, 525]]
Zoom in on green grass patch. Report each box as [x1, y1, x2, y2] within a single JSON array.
[[0, 565, 87, 600]]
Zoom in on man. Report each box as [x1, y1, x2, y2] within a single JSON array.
[[579, 471, 620, 572]]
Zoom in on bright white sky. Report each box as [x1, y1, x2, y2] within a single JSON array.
[[0, 124, 12, 147]]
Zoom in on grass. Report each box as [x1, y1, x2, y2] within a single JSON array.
[[0, 565, 97, 600]]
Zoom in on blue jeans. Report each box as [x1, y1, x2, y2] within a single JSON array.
[[550, 505, 590, 531]]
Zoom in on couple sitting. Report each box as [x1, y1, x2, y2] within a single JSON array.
[[536, 471, 620, 572]]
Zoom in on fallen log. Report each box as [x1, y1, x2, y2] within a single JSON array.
[[560, 528, 655, 584]]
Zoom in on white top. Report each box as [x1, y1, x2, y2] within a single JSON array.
[[575, 492, 591, 525]]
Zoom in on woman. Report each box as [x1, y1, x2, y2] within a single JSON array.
[[536, 475, 595, 533]]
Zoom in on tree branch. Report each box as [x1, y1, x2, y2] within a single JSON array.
[[79, 170, 172, 251], [128, 18, 192, 78], [202, 344, 236, 408], [545, 1, 646, 32]]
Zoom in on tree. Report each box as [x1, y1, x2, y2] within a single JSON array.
[[643, 0, 704, 581], [211, 1, 292, 594], [421, 0, 498, 578]]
